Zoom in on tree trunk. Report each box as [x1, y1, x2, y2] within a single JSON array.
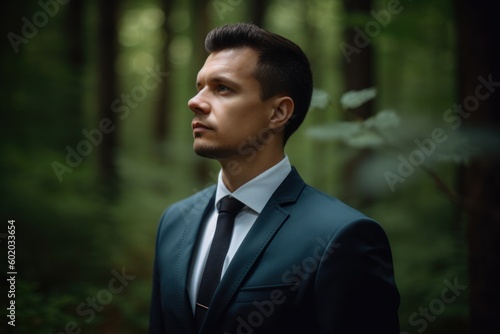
[[456, 0, 500, 333], [97, 0, 120, 197], [153, 0, 174, 161], [249, 0, 268, 27], [340, 0, 374, 206], [341, 0, 375, 120], [65, 0, 85, 143], [191, 0, 212, 184], [67, 0, 85, 69]]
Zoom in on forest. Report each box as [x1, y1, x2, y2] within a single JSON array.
[[1, 0, 499, 333]]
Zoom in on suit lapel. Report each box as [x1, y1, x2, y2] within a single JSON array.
[[199, 168, 305, 333], [175, 186, 216, 334]]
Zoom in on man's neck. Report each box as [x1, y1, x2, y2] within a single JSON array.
[[219, 147, 285, 192]]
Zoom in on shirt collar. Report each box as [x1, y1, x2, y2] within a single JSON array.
[[215, 155, 292, 214]]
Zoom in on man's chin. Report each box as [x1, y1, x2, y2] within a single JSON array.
[[193, 143, 238, 160]]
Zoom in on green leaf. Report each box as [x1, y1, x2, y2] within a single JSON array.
[[309, 89, 331, 109], [347, 130, 386, 148], [340, 87, 377, 109], [364, 109, 400, 130], [306, 122, 363, 141]]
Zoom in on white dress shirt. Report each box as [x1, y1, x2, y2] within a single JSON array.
[[187, 155, 292, 313]]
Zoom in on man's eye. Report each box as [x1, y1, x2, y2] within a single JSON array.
[[216, 85, 230, 92]]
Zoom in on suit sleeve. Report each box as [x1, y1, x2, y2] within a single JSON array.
[[149, 218, 166, 334], [314, 219, 400, 333]]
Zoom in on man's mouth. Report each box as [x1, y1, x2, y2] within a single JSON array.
[[192, 121, 213, 134]]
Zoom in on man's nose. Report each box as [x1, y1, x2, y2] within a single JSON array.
[[188, 91, 210, 114]]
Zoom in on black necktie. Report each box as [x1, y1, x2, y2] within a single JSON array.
[[195, 195, 244, 329]]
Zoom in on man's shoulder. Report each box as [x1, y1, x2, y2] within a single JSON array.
[[301, 183, 368, 219], [285, 182, 391, 243], [161, 185, 216, 220], [175, 184, 216, 207], [277, 167, 370, 223]]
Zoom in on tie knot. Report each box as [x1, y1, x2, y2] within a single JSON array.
[[218, 196, 245, 216]]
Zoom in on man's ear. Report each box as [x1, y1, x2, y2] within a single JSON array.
[[270, 96, 294, 130]]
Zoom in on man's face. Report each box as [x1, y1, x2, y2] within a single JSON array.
[[188, 47, 277, 161]]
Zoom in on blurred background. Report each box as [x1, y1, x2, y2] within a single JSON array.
[[1, 0, 499, 333]]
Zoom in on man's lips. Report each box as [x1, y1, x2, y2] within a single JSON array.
[[192, 121, 213, 132]]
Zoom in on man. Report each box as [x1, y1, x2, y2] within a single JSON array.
[[149, 23, 400, 334]]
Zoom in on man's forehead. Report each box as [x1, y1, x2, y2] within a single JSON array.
[[207, 47, 258, 61], [197, 48, 258, 78]]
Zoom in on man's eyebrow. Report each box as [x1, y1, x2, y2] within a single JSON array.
[[196, 75, 241, 90]]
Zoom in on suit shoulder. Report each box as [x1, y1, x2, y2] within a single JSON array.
[[160, 185, 215, 221], [289, 184, 393, 248], [298, 183, 373, 224]]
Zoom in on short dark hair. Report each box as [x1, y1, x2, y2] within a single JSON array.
[[205, 23, 313, 144]]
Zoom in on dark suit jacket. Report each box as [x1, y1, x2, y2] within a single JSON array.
[[149, 168, 400, 333]]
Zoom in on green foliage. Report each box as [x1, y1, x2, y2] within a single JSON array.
[[13, 281, 79, 333], [340, 87, 378, 109], [307, 88, 489, 166], [307, 108, 400, 148]]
